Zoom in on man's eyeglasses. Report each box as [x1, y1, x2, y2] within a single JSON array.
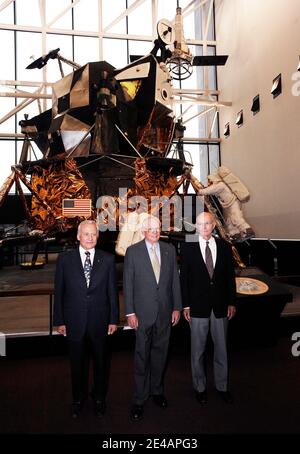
[[146, 228, 160, 233]]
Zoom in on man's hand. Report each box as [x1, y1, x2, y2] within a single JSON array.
[[108, 324, 117, 335], [127, 314, 139, 329], [172, 310, 180, 326], [227, 305, 236, 320], [183, 308, 190, 322], [57, 325, 66, 336]]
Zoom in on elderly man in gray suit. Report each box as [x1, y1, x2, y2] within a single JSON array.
[[123, 215, 182, 422]]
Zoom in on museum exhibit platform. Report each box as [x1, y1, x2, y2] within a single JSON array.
[[0, 261, 294, 351]]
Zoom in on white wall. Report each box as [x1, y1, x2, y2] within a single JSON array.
[[215, 0, 300, 238]]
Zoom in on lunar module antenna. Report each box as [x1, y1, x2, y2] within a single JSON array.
[[26, 48, 81, 77]]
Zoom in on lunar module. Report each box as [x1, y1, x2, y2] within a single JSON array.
[[0, 8, 246, 266]]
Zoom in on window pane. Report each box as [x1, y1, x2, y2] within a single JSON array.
[[0, 2, 14, 24], [0, 30, 15, 80], [16, 32, 43, 82], [199, 144, 209, 183], [73, 0, 99, 31], [0, 141, 15, 191], [127, 0, 152, 36], [103, 38, 128, 68], [16, 0, 41, 27], [209, 110, 219, 139], [128, 40, 153, 63], [74, 36, 99, 65], [208, 144, 220, 174], [0, 98, 15, 134], [46, 0, 72, 30], [203, 0, 215, 40], [183, 7, 196, 39], [208, 46, 217, 90], [183, 143, 203, 182], [184, 108, 206, 138], [194, 4, 203, 40], [157, 0, 177, 22], [102, 0, 127, 34]]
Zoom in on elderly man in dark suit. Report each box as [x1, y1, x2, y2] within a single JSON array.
[[54, 220, 119, 418], [180, 212, 236, 405], [123, 215, 182, 422]]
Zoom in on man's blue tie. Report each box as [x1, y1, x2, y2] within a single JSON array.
[[84, 251, 92, 287]]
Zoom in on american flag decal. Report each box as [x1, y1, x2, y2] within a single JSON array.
[[62, 199, 91, 217]]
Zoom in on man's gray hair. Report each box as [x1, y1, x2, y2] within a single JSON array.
[[196, 212, 215, 223], [77, 219, 98, 235], [141, 215, 161, 231]]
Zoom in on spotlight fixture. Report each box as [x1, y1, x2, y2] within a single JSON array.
[[235, 110, 243, 127], [251, 95, 260, 115], [223, 122, 230, 138], [271, 74, 282, 98]]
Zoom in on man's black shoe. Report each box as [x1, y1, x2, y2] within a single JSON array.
[[217, 390, 233, 404], [152, 394, 168, 408], [71, 401, 83, 419], [195, 390, 207, 405], [94, 400, 106, 418], [130, 404, 143, 422]]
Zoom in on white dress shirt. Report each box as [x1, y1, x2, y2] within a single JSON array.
[[79, 245, 95, 268], [145, 240, 161, 264], [198, 235, 217, 267]]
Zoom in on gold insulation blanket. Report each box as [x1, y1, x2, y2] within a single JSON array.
[[30, 159, 92, 231]]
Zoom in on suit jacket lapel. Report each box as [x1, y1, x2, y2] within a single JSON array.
[[89, 249, 102, 287], [159, 241, 168, 284], [213, 238, 221, 278], [196, 241, 209, 276], [75, 248, 87, 287]]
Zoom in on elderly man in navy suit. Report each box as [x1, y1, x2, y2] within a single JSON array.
[[180, 212, 236, 405], [54, 220, 119, 418], [124, 215, 182, 422]]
